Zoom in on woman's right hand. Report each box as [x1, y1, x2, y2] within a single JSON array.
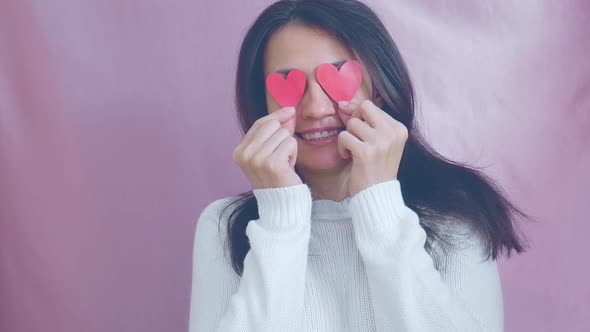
[[232, 107, 302, 189]]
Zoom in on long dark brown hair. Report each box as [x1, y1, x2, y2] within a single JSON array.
[[220, 0, 531, 276]]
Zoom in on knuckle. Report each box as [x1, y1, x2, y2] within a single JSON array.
[[392, 123, 407, 140], [398, 124, 409, 138], [246, 146, 263, 163], [252, 118, 264, 129], [361, 99, 373, 109], [273, 121, 283, 131], [286, 136, 297, 145], [338, 130, 348, 141], [267, 118, 280, 128], [232, 144, 246, 162], [240, 145, 254, 160], [277, 127, 290, 137], [251, 155, 264, 169], [232, 148, 241, 163], [266, 159, 280, 173], [254, 117, 275, 130]]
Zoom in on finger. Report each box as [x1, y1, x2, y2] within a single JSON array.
[[268, 106, 296, 122], [256, 127, 291, 159], [243, 107, 294, 146], [241, 118, 280, 151], [337, 141, 351, 159], [268, 106, 296, 135], [250, 107, 295, 133], [337, 100, 361, 116], [340, 99, 383, 129], [346, 117, 374, 142], [280, 113, 296, 136], [356, 100, 381, 128], [273, 135, 298, 168], [350, 107, 363, 121], [336, 100, 360, 126], [337, 130, 363, 159]]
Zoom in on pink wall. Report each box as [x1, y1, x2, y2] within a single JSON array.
[[0, 0, 587, 331]]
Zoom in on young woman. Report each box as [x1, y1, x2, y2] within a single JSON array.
[[189, 0, 529, 331]]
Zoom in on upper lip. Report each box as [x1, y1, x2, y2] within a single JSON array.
[[296, 126, 344, 135]]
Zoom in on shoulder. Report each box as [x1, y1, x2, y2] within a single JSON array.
[[194, 195, 242, 253], [198, 196, 238, 225]]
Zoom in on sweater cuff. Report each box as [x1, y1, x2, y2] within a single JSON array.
[[348, 179, 408, 241], [253, 184, 312, 231]]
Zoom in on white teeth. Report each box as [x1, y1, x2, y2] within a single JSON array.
[[301, 129, 341, 141]]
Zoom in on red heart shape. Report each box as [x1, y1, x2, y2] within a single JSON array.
[[316, 60, 363, 103], [265, 69, 307, 108]]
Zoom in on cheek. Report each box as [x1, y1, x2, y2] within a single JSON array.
[[349, 77, 372, 103], [359, 80, 372, 99]]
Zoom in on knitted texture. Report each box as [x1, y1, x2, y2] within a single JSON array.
[[189, 180, 503, 331]]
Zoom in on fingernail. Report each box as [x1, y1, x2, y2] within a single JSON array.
[[284, 107, 295, 113], [338, 101, 349, 108]]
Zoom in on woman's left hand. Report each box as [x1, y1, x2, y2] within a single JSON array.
[[337, 100, 408, 197]]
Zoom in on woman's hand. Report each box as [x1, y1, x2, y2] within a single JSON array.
[[232, 107, 302, 189], [336, 100, 408, 197]]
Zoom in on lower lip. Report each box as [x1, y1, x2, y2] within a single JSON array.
[[297, 132, 340, 146]]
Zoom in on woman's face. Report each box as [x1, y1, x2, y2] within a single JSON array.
[[263, 23, 372, 175]]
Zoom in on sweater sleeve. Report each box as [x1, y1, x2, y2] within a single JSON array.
[[348, 179, 504, 332], [188, 184, 313, 332]]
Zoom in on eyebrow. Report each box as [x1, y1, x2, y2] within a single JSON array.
[[274, 60, 348, 75]]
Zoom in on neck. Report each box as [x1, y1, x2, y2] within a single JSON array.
[[297, 163, 352, 202]]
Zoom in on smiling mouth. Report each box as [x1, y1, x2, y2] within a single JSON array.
[[296, 128, 345, 141]]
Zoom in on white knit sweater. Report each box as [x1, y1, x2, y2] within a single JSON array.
[[188, 180, 504, 331]]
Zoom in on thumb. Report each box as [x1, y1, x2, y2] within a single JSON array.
[[337, 101, 359, 125], [280, 114, 296, 136], [273, 107, 296, 136]]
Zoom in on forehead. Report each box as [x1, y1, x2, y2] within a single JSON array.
[[263, 23, 355, 75]]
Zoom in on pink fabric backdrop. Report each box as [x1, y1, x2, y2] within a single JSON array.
[[1, 0, 588, 331]]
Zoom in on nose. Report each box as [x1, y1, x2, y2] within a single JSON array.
[[297, 80, 335, 120]]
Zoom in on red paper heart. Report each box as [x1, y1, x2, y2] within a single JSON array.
[[316, 60, 362, 103], [265, 69, 307, 108]]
